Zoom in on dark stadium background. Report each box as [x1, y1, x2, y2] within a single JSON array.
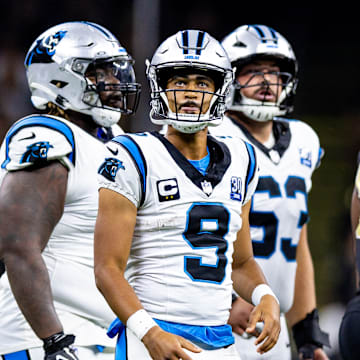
[[0, 2, 358, 358]]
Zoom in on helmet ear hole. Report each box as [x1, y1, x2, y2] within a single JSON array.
[[50, 80, 68, 89]]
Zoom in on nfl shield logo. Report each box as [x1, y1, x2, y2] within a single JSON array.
[[201, 180, 213, 196]]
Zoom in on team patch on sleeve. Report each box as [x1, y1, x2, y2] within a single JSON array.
[[230, 176, 242, 201], [298, 147, 312, 168], [20, 141, 53, 163], [1, 115, 75, 171], [98, 157, 125, 182]]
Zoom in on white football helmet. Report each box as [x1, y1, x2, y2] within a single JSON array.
[[24, 21, 141, 127], [146, 29, 233, 133], [222, 24, 298, 122]]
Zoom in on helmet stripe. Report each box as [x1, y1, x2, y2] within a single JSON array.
[[268, 27, 278, 43], [195, 31, 205, 55], [250, 25, 266, 42], [249, 25, 278, 44], [182, 30, 189, 55], [80, 21, 113, 39]]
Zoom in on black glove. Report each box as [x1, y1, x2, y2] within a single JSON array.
[[292, 309, 330, 360], [43, 332, 79, 360], [298, 343, 317, 359]]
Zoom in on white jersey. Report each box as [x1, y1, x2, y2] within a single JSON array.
[[210, 116, 322, 313], [0, 114, 117, 354], [98, 131, 259, 326]]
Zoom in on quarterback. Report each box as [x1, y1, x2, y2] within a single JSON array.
[[210, 24, 330, 360], [94, 29, 280, 360], [0, 21, 140, 359]]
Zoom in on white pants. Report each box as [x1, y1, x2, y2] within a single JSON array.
[[116, 327, 242, 360], [1, 345, 114, 360], [234, 314, 291, 360]]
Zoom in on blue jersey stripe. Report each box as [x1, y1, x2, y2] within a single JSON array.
[[1, 115, 76, 169], [244, 141, 257, 201], [114, 329, 127, 360], [112, 135, 147, 206], [108, 317, 234, 352], [107, 318, 127, 360], [2, 350, 30, 360], [154, 319, 234, 350]]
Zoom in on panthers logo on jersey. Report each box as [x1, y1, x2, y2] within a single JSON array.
[[20, 141, 54, 164], [25, 30, 67, 66], [98, 158, 125, 182]]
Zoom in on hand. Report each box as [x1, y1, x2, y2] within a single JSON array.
[[142, 326, 201, 360], [228, 296, 254, 336], [299, 344, 329, 360], [43, 332, 79, 360], [245, 294, 280, 354]]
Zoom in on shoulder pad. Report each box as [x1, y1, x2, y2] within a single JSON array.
[[1, 115, 76, 171]]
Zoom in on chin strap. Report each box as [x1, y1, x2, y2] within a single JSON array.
[[292, 309, 330, 351], [91, 107, 121, 127]]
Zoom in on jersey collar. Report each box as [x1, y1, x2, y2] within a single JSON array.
[[227, 116, 291, 163], [151, 131, 231, 196]]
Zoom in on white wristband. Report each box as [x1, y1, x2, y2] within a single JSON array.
[[251, 284, 279, 306], [126, 309, 157, 340]]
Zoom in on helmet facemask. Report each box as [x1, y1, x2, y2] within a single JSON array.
[[148, 62, 233, 133], [228, 60, 298, 122], [74, 57, 141, 126]]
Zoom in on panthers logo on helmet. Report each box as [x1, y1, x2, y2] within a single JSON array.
[[20, 141, 54, 164], [25, 30, 67, 67], [98, 158, 125, 182]]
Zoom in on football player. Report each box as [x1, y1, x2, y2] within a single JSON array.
[[94, 29, 280, 360], [209, 24, 330, 360], [0, 21, 140, 359], [339, 160, 360, 360]]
